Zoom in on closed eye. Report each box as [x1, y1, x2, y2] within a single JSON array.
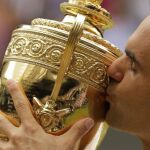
[[125, 49, 139, 73]]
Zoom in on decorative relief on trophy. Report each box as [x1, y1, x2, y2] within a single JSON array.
[[0, 0, 122, 149], [33, 83, 88, 132]]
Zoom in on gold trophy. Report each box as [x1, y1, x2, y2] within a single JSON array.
[[0, 0, 121, 149]]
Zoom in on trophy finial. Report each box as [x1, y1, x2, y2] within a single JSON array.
[[61, 0, 112, 31], [68, 0, 103, 7]]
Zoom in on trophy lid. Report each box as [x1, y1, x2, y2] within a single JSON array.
[[60, 0, 113, 31]]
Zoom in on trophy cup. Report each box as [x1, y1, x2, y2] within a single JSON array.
[[0, 0, 122, 149]]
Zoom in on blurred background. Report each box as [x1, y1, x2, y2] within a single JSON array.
[[0, 0, 149, 149]]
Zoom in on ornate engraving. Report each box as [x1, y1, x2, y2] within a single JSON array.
[[26, 39, 46, 57], [70, 52, 107, 87], [4, 26, 120, 89], [85, 0, 103, 8], [33, 83, 88, 132], [11, 38, 27, 54], [83, 32, 122, 57], [32, 19, 121, 57], [71, 53, 89, 72], [46, 45, 64, 66], [90, 64, 107, 84], [32, 19, 71, 32]]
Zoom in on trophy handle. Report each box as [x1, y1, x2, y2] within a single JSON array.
[[32, 14, 87, 132], [50, 13, 86, 102]]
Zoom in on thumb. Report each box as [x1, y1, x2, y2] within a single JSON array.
[[64, 118, 94, 142]]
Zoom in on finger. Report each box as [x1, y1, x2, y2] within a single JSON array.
[[0, 114, 16, 137], [6, 80, 35, 124], [0, 141, 12, 150], [63, 118, 94, 143]]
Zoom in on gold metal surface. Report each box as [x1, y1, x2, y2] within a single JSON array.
[[50, 14, 86, 101], [0, 0, 122, 149], [5, 24, 120, 90], [60, 0, 113, 31]]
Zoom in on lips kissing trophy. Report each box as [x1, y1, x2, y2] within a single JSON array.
[[0, 0, 121, 149]]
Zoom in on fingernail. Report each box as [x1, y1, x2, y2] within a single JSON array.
[[85, 118, 94, 130], [7, 80, 16, 87]]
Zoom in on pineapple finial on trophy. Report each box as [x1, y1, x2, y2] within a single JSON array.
[[61, 0, 112, 31], [68, 0, 103, 6]]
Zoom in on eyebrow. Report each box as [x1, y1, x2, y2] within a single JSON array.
[[125, 49, 141, 67]]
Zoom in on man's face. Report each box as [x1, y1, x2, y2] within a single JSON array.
[[106, 16, 150, 137]]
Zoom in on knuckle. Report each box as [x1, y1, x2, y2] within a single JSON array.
[[23, 123, 38, 135], [75, 124, 86, 135], [15, 100, 25, 110], [10, 133, 23, 143]]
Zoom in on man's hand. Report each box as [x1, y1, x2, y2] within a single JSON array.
[[0, 80, 94, 150]]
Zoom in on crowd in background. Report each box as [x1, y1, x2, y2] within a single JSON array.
[[0, 0, 63, 58], [103, 0, 150, 50]]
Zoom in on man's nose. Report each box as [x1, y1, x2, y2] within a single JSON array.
[[107, 57, 124, 82]]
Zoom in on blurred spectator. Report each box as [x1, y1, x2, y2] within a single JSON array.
[[102, 0, 139, 50], [0, 0, 64, 65], [129, 0, 150, 20], [103, 0, 150, 50], [0, 0, 20, 63], [9, 0, 45, 23], [9, 0, 64, 23]]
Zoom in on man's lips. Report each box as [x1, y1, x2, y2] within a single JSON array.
[[106, 86, 114, 102]]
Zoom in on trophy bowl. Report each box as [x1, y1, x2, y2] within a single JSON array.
[[0, 0, 122, 149]]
